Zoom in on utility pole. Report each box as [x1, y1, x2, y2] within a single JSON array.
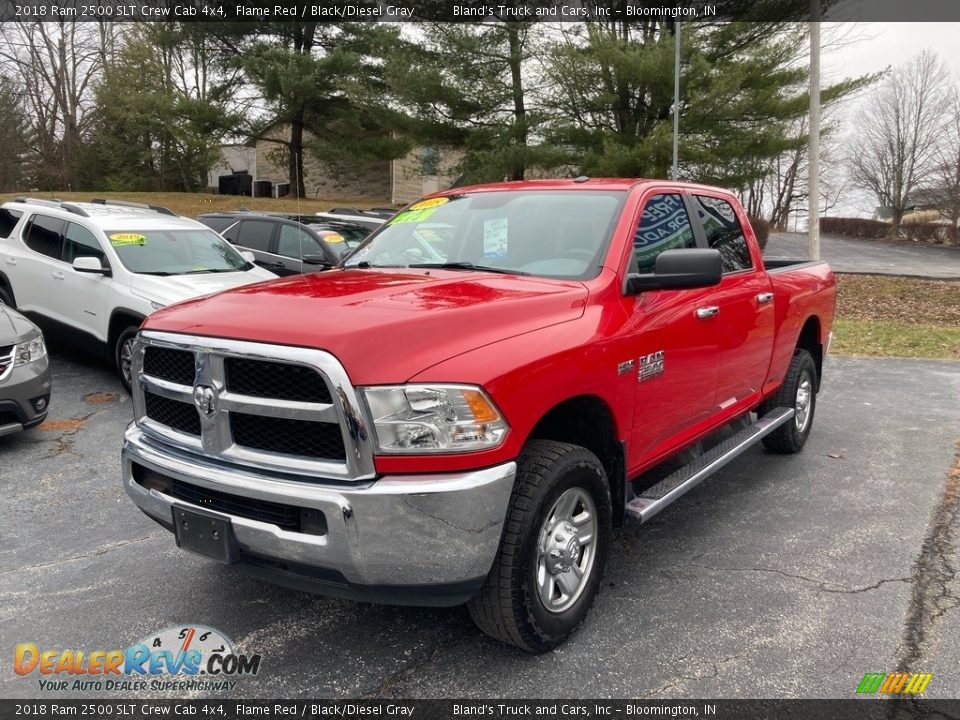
[[672, 21, 681, 181], [808, 2, 821, 259]]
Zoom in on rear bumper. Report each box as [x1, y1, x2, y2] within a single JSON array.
[[122, 425, 516, 606]]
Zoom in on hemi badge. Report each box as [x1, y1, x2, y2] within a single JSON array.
[[617, 360, 635, 375]]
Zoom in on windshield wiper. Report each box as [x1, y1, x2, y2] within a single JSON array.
[[136, 271, 174, 276], [407, 262, 530, 276], [184, 268, 237, 274]]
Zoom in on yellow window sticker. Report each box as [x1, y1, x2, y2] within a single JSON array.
[[408, 197, 448, 211], [110, 233, 146, 247], [323, 234, 345, 243], [390, 197, 450, 224]]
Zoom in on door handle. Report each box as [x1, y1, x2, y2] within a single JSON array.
[[696, 306, 720, 319], [4, 257, 15, 265], [757, 292, 774, 304], [52, 270, 65, 281]]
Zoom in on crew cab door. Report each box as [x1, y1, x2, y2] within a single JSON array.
[[622, 191, 721, 461], [688, 193, 775, 414], [52, 222, 111, 342], [8, 213, 63, 314]]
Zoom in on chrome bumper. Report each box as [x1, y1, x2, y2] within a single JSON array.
[[122, 425, 515, 602]]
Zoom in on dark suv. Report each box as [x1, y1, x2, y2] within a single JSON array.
[[197, 212, 370, 276]]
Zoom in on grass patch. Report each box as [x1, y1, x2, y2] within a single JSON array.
[[834, 274, 960, 360], [0, 191, 396, 220]]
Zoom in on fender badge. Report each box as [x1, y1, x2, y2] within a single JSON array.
[[638, 351, 665, 382], [617, 360, 635, 375]]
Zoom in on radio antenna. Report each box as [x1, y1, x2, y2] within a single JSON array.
[[295, 151, 303, 274]]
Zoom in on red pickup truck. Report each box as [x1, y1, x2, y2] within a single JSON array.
[[122, 179, 834, 652]]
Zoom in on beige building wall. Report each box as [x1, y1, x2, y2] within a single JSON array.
[[250, 126, 461, 203]]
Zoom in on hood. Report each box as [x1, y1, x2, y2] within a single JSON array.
[[0, 304, 40, 344], [144, 269, 589, 384], [130, 267, 276, 307]]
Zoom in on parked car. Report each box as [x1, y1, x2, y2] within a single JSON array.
[[121, 179, 835, 652], [0, 303, 51, 437], [314, 210, 386, 233], [197, 212, 370, 276], [0, 198, 275, 392]]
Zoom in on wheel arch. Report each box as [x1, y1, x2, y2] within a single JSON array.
[[526, 394, 626, 528], [0, 271, 16, 305], [108, 309, 146, 353], [795, 315, 823, 390]]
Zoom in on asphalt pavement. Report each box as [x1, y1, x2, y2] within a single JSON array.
[[765, 232, 960, 279], [1, 351, 958, 699]]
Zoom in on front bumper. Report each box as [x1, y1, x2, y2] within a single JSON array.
[[122, 425, 516, 606], [0, 357, 51, 437]]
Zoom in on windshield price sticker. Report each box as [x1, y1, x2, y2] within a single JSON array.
[[109, 233, 147, 247]]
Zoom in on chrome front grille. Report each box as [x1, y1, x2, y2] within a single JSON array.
[[0, 344, 14, 381], [132, 330, 375, 482]]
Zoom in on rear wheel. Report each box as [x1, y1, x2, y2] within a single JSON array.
[[114, 326, 139, 394], [468, 440, 611, 652], [761, 348, 817, 453]]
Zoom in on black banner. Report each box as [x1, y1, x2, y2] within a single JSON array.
[[4, 700, 960, 720], [1, 0, 959, 23]]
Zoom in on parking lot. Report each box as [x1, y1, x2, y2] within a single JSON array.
[[1, 349, 958, 699]]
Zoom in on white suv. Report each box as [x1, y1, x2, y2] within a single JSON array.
[[0, 198, 275, 390]]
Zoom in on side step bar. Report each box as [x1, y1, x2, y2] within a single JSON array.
[[624, 407, 795, 524]]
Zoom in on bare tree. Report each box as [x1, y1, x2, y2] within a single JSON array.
[[848, 51, 952, 238], [0, 20, 116, 189], [928, 85, 960, 242]]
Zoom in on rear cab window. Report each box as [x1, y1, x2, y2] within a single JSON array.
[[23, 214, 65, 259], [690, 195, 753, 273], [0, 209, 23, 239]]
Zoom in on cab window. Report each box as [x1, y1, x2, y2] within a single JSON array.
[[234, 220, 274, 252], [632, 194, 697, 274], [23, 214, 64, 259], [691, 195, 753, 273], [0, 209, 22, 239], [63, 222, 107, 265], [277, 224, 324, 259]]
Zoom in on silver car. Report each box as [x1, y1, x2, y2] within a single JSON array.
[[0, 304, 51, 436]]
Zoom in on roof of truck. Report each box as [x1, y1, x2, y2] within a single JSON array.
[[440, 178, 738, 196]]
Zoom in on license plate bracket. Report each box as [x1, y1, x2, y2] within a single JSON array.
[[172, 506, 238, 564]]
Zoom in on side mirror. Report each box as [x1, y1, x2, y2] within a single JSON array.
[[302, 253, 334, 267], [625, 249, 722, 294], [240, 251, 256, 263], [72, 256, 110, 276]]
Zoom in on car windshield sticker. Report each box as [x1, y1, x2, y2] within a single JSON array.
[[109, 233, 146, 247], [322, 233, 345, 243], [390, 197, 449, 225], [483, 217, 508, 259]]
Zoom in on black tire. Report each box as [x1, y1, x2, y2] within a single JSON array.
[[468, 440, 611, 652], [114, 326, 139, 394], [760, 348, 817, 453], [0, 284, 15, 308]]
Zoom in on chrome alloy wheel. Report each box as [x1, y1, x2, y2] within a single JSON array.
[[535, 487, 598, 614], [795, 374, 813, 432]]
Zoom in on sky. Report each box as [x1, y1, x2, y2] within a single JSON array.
[[811, 22, 960, 219]]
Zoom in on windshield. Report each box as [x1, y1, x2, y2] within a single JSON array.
[[299, 221, 369, 249], [342, 191, 625, 279], [106, 229, 252, 275]]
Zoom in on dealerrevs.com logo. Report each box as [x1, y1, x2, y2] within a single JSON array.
[[14, 625, 262, 693]]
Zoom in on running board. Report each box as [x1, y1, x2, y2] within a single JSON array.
[[624, 407, 795, 525]]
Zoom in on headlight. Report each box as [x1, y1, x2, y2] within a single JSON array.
[[360, 384, 508, 453], [14, 334, 46, 366]]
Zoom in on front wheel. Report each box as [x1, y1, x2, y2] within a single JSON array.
[[760, 348, 817, 453], [114, 327, 139, 394], [468, 440, 611, 652]]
